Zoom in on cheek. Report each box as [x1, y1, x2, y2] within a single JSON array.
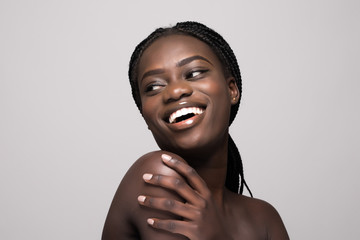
[[141, 97, 162, 128], [141, 99, 153, 122], [200, 78, 230, 102], [201, 78, 232, 125]]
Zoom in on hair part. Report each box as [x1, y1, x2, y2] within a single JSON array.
[[128, 21, 252, 196]]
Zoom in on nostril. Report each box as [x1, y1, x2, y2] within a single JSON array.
[[163, 82, 193, 103], [165, 92, 192, 104], [180, 91, 192, 98]]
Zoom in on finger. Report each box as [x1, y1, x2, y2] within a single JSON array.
[[138, 195, 198, 220], [142, 173, 203, 206], [147, 218, 196, 239], [161, 154, 210, 196]]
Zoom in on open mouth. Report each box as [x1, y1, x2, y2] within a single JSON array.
[[167, 107, 205, 124]]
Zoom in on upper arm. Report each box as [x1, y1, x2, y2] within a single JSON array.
[[102, 151, 188, 240]]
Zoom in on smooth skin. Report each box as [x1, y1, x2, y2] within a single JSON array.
[[102, 35, 289, 239]]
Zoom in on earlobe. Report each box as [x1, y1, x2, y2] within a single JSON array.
[[227, 77, 240, 105]]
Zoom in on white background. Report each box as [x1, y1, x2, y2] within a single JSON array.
[[1, 0, 359, 239]]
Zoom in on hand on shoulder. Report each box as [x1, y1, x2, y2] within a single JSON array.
[[102, 151, 188, 240]]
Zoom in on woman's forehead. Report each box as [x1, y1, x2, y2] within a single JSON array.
[[138, 34, 221, 72]]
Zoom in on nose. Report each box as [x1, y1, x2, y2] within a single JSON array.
[[163, 80, 193, 103]]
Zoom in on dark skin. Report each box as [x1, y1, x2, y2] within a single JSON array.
[[102, 35, 289, 239]]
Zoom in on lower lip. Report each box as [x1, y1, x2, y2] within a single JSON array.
[[167, 112, 205, 131]]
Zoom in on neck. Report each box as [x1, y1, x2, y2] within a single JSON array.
[[183, 132, 229, 208]]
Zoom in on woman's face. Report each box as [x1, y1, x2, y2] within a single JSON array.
[[137, 34, 239, 155]]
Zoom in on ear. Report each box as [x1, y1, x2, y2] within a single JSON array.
[[226, 77, 240, 105]]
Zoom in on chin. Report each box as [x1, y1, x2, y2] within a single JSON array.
[[157, 138, 204, 155], [156, 130, 222, 158]]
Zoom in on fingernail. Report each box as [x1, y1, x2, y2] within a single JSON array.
[[143, 173, 153, 181], [137, 195, 146, 203], [147, 218, 154, 225], [161, 153, 172, 162]]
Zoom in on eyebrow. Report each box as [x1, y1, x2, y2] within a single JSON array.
[[141, 69, 165, 81], [141, 55, 213, 81], [176, 55, 213, 67]]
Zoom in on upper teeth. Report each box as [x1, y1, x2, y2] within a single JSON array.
[[169, 107, 204, 124]]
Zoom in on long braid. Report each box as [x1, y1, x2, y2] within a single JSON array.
[[225, 135, 239, 193], [128, 21, 252, 196], [227, 135, 253, 196]]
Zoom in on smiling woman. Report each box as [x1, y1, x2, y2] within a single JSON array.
[[102, 21, 289, 240]]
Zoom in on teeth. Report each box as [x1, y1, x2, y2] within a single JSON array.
[[169, 107, 204, 124]]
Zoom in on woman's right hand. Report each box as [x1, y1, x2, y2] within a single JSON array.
[[137, 153, 233, 240]]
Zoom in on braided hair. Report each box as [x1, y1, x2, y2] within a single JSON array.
[[128, 21, 252, 196]]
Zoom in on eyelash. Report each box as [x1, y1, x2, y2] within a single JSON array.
[[144, 69, 209, 94], [145, 83, 164, 93], [185, 69, 208, 79]]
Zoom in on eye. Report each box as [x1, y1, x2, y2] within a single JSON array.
[[185, 69, 208, 79], [145, 83, 164, 93]]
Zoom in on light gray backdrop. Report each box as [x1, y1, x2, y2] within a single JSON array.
[[1, 0, 359, 239]]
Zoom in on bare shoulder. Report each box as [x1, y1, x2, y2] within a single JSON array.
[[232, 194, 290, 239], [102, 151, 187, 240]]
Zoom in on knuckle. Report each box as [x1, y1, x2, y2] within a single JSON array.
[[163, 199, 175, 209], [203, 189, 212, 199], [186, 166, 196, 175], [171, 158, 179, 165], [191, 223, 200, 233], [148, 197, 155, 206], [153, 174, 162, 183], [198, 198, 207, 209], [166, 221, 176, 231], [180, 203, 190, 212], [193, 209, 202, 219], [194, 224, 200, 232], [173, 178, 184, 187]]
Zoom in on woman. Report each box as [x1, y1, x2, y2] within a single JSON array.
[[102, 21, 289, 240]]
